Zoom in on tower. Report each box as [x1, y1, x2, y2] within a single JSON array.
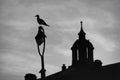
[[71, 21, 94, 67]]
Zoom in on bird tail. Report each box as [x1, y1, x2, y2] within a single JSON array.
[[47, 25, 50, 27]]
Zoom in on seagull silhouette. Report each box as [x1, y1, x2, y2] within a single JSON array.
[[35, 14, 50, 27]]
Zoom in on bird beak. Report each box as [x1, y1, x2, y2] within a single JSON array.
[[35, 15, 37, 17]]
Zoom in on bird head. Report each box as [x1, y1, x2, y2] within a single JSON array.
[[35, 14, 39, 17]]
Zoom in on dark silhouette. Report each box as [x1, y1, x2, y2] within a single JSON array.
[[35, 14, 50, 27], [35, 25, 47, 79], [71, 21, 94, 67], [25, 21, 120, 80], [35, 26, 46, 46], [62, 64, 67, 71], [24, 73, 37, 80], [94, 59, 102, 69]]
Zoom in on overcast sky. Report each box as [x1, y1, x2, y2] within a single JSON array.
[[0, 0, 120, 80]]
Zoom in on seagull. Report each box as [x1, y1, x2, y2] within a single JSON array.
[[35, 14, 50, 27]]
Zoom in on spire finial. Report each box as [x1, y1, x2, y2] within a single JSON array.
[[80, 21, 83, 31], [80, 21, 84, 32], [78, 21, 86, 35], [80, 21, 83, 28]]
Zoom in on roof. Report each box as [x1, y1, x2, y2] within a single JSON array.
[[71, 39, 94, 49], [38, 62, 120, 80]]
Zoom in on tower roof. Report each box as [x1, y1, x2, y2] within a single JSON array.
[[78, 21, 86, 35]]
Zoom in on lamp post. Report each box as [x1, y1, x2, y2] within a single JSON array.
[[35, 26, 46, 79]]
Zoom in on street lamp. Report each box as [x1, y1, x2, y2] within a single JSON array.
[[35, 26, 46, 79]]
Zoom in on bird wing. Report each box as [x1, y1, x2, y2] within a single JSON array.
[[39, 18, 49, 26]]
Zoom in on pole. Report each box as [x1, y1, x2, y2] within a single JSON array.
[[39, 38, 46, 79], [35, 26, 46, 79]]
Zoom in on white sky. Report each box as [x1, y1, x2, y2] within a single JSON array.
[[0, 0, 120, 80]]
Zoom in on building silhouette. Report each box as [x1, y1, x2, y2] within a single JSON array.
[[71, 21, 94, 67], [25, 21, 120, 80]]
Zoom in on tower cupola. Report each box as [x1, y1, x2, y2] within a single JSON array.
[[71, 21, 94, 67]]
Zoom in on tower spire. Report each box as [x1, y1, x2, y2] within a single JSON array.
[[80, 21, 83, 29], [78, 21, 86, 36]]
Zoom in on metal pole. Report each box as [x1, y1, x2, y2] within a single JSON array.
[[35, 26, 46, 79], [37, 45, 42, 56], [36, 34, 46, 79], [39, 39, 46, 79]]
